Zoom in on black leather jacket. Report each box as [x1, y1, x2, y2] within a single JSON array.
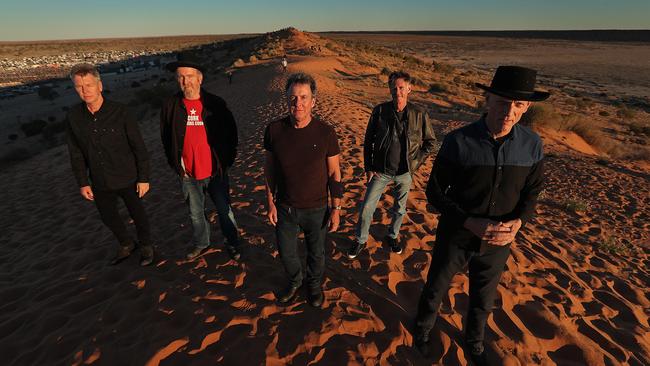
[[363, 101, 436, 173], [160, 89, 237, 177]]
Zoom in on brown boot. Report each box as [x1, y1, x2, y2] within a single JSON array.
[[110, 240, 135, 265]]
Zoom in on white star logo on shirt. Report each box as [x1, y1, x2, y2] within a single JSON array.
[[190, 108, 197, 115]]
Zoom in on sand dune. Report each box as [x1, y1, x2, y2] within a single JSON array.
[[1, 30, 649, 366]]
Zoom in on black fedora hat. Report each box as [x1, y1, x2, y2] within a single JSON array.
[[476, 66, 550, 101], [166, 52, 206, 73]]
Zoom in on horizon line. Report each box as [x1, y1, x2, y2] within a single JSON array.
[[1, 28, 649, 43]]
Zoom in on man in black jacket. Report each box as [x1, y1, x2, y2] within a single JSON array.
[[348, 71, 436, 259], [66, 63, 154, 266], [160, 55, 241, 260], [414, 66, 549, 366]]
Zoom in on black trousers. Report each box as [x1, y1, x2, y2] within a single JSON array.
[[93, 185, 152, 247], [416, 240, 511, 347], [275, 204, 328, 289]]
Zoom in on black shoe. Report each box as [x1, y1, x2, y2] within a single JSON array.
[[186, 246, 207, 260], [347, 241, 364, 259], [110, 241, 135, 265], [226, 245, 241, 261], [468, 343, 489, 366], [413, 326, 431, 356], [140, 245, 154, 266], [385, 236, 402, 254], [307, 287, 324, 308], [277, 285, 301, 304]]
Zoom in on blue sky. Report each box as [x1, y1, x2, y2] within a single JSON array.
[[1, 0, 648, 41]]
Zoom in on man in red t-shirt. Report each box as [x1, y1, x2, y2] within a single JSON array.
[[161, 54, 241, 260]]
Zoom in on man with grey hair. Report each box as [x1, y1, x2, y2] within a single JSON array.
[[160, 54, 241, 260], [349, 70, 436, 259], [65, 63, 154, 266], [264, 72, 343, 308]]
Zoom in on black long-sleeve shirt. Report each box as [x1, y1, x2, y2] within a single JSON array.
[[66, 99, 150, 191], [426, 116, 545, 249]]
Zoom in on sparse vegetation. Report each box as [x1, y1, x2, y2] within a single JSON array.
[[563, 198, 589, 212], [616, 106, 636, 119], [596, 236, 629, 255], [433, 61, 454, 75], [428, 83, 448, 94], [598, 110, 610, 117]]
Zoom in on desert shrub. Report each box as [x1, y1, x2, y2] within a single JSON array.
[[380, 67, 391, 76], [563, 198, 589, 212], [596, 236, 629, 255], [404, 55, 425, 67], [616, 107, 636, 119], [410, 77, 428, 88], [433, 61, 455, 75], [575, 97, 594, 110], [629, 121, 650, 136], [598, 110, 610, 117], [428, 83, 448, 94], [21, 119, 47, 137], [520, 104, 563, 130]]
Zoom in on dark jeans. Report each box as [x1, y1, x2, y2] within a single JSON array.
[[181, 174, 239, 249], [416, 240, 511, 347], [276, 204, 328, 289], [93, 185, 152, 247]]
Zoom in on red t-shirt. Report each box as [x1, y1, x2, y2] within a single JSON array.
[[182, 98, 212, 180]]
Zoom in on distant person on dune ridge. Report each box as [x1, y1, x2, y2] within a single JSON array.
[[65, 63, 154, 266], [281, 56, 288, 72], [414, 66, 549, 366], [160, 53, 241, 261], [348, 70, 436, 259], [264, 72, 343, 308]]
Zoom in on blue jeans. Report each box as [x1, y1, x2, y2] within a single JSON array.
[[181, 173, 239, 249], [276, 204, 328, 289], [355, 172, 412, 244]]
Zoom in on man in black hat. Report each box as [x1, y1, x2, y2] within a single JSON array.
[[413, 66, 549, 365], [160, 54, 241, 260]]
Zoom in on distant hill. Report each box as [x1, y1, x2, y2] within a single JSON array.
[[320, 30, 650, 43]]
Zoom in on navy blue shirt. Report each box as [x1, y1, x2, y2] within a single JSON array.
[[426, 116, 545, 249]]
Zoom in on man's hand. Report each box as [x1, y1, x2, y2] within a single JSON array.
[[328, 209, 340, 232], [80, 186, 94, 201], [464, 217, 512, 241], [486, 219, 522, 246], [137, 182, 150, 198], [267, 201, 278, 226], [366, 171, 377, 182]]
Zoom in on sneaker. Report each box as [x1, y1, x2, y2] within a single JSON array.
[[110, 240, 135, 265], [140, 245, 154, 266], [385, 236, 402, 254], [186, 246, 207, 260], [226, 245, 241, 261], [347, 241, 364, 259]]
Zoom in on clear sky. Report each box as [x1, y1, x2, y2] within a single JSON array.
[[1, 0, 649, 41]]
